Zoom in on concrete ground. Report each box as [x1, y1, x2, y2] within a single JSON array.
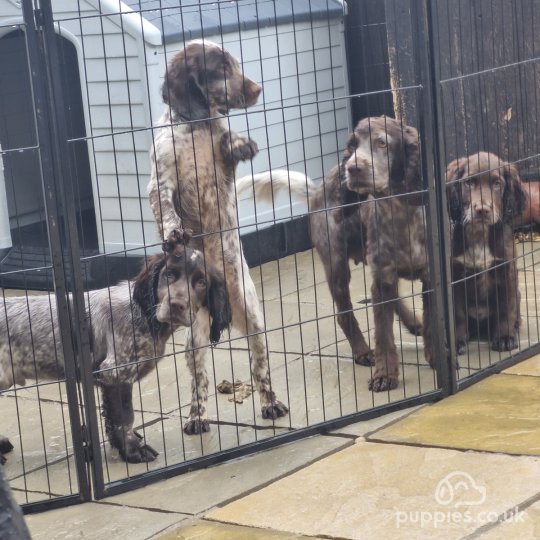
[[2, 238, 540, 538]]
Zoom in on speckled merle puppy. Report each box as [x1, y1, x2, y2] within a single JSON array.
[[148, 39, 289, 432], [0, 246, 231, 464]]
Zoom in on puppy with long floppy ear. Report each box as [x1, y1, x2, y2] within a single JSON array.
[[151, 39, 262, 247], [149, 39, 289, 435], [342, 116, 431, 391], [0, 244, 231, 464], [446, 152, 526, 354], [234, 118, 424, 370], [132, 249, 232, 346]]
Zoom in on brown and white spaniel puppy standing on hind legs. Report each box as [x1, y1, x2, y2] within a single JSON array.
[[148, 40, 289, 434], [446, 152, 526, 355], [0, 244, 231, 464]]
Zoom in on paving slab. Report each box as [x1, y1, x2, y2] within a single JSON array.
[[5, 349, 439, 493], [259, 300, 361, 357], [9, 454, 79, 506], [109, 433, 352, 514], [1, 392, 74, 482], [503, 354, 540, 376], [452, 321, 540, 380], [250, 249, 329, 302], [476, 499, 540, 540], [368, 374, 540, 455], [157, 520, 324, 539], [328, 404, 425, 437], [131, 347, 295, 416], [207, 441, 540, 540], [25, 501, 188, 540], [98, 418, 291, 485]]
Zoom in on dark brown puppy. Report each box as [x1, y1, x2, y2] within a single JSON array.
[[237, 117, 431, 391], [344, 116, 429, 391], [237, 123, 423, 368], [447, 152, 526, 354], [306, 123, 423, 368]]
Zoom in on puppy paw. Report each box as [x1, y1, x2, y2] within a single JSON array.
[[456, 339, 468, 355], [162, 228, 193, 253], [183, 418, 210, 435], [232, 136, 258, 162], [353, 349, 375, 366], [121, 442, 159, 463], [261, 400, 289, 419], [368, 375, 399, 392], [407, 322, 423, 337], [0, 436, 13, 455], [221, 131, 259, 164], [491, 335, 518, 351]]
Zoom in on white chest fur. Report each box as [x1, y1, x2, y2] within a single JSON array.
[[454, 224, 496, 271]]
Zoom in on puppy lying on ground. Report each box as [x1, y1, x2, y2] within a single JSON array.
[[0, 246, 230, 464], [447, 152, 527, 354]]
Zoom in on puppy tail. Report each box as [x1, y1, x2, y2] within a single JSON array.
[[235, 169, 316, 203]]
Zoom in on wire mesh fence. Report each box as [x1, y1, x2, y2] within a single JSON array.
[[0, 0, 538, 511]]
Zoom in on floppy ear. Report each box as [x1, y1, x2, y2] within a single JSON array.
[[207, 272, 232, 344], [445, 159, 465, 223], [402, 125, 423, 204], [340, 131, 359, 172], [132, 255, 165, 334], [503, 163, 527, 222], [162, 53, 209, 121], [340, 186, 366, 221]]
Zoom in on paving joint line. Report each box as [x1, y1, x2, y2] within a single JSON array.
[[200, 437, 356, 514], [363, 436, 540, 458], [463, 490, 540, 539]]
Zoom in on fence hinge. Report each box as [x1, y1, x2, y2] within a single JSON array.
[[33, 8, 44, 28], [81, 424, 93, 463]]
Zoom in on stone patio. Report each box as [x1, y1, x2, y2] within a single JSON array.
[[22, 358, 540, 538]]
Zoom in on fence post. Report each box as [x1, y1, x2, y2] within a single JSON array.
[[410, 0, 458, 395], [23, 0, 105, 498]]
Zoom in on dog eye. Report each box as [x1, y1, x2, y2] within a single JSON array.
[[492, 179, 502, 188], [376, 138, 387, 148], [166, 270, 176, 280], [196, 278, 206, 288]]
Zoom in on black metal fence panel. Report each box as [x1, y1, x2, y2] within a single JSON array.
[[0, 0, 538, 509], [0, 1, 92, 511]]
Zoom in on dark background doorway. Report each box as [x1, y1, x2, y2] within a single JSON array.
[[0, 29, 98, 287], [0, 30, 97, 249]]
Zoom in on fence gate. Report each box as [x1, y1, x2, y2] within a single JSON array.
[[0, 0, 96, 512]]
